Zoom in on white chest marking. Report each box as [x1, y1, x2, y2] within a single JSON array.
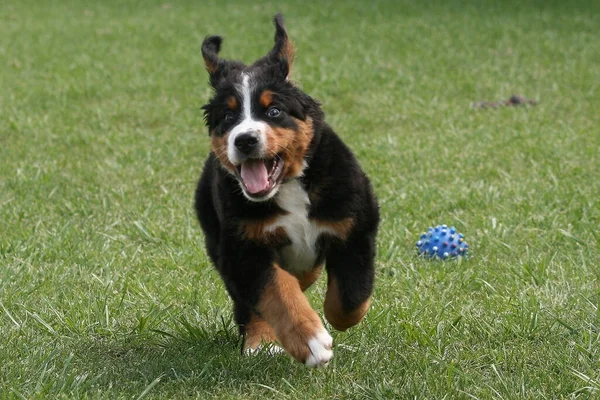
[[265, 181, 337, 273]]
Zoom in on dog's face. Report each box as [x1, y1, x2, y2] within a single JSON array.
[[202, 15, 321, 202]]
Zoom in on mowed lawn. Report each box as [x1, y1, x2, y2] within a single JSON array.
[[1, 0, 599, 398]]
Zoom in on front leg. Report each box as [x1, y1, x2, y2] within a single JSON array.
[[222, 240, 332, 367], [259, 265, 332, 366], [324, 230, 376, 331]]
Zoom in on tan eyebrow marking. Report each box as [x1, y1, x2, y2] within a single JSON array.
[[259, 90, 274, 109], [226, 96, 239, 110]]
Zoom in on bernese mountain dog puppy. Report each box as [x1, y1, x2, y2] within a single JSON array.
[[195, 14, 379, 367]]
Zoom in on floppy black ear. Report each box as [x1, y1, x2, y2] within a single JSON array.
[[202, 35, 227, 87], [267, 13, 295, 79]]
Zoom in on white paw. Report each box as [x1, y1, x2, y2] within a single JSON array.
[[305, 329, 333, 368], [245, 343, 284, 356]]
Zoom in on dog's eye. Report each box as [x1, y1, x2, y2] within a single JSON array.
[[224, 111, 235, 122], [266, 107, 281, 118]]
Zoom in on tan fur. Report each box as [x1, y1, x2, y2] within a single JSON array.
[[240, 214, 352, 246], [226, 96, 239, 110], [259, 90, 274, 109], [279, 36, 295, 78], [296, 265, 323, 291], [324, 276, 370, 331], [258, 265, 327, 363], [242, 313, 277, 352], [203, 58, 218, 75], [240, 218, 288, 246], [265, 117, 313, 180], [316, 217, 355, 241], [210, 133, 235, 173], [280, 38, 295, 65]]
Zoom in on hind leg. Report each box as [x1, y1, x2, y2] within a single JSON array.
[[324, 234, 376, 331], [234, 302, 278, 354]]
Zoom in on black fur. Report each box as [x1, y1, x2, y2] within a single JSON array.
[[194, 14, 379, 344]]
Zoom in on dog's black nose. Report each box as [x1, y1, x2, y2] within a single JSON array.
[[234, 132, 260, 155]]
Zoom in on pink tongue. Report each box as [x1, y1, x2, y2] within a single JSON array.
[[240, 160, 270, 194]]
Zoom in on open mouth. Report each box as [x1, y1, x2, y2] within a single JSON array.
[[236, 156, 284, 199]]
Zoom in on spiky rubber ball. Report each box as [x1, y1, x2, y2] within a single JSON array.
[[416, 225, 469, 259]]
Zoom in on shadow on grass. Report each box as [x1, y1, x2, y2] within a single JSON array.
[[69, 321, 306, 397]]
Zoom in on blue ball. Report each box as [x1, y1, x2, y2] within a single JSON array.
[[416, 225, 469, 259]]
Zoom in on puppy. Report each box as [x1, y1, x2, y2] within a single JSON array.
[[195, 14, 379, 367]]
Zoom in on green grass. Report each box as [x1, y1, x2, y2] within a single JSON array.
[[1, 0, 599, 398]]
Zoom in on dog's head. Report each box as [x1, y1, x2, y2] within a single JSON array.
[[201, 14, 323, 202]]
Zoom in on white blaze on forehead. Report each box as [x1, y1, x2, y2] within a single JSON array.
[[240, 73, 253, 122], [227, 73, 268, 165]]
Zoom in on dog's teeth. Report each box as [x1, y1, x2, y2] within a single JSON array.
[[268, 159, 278, 178]]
